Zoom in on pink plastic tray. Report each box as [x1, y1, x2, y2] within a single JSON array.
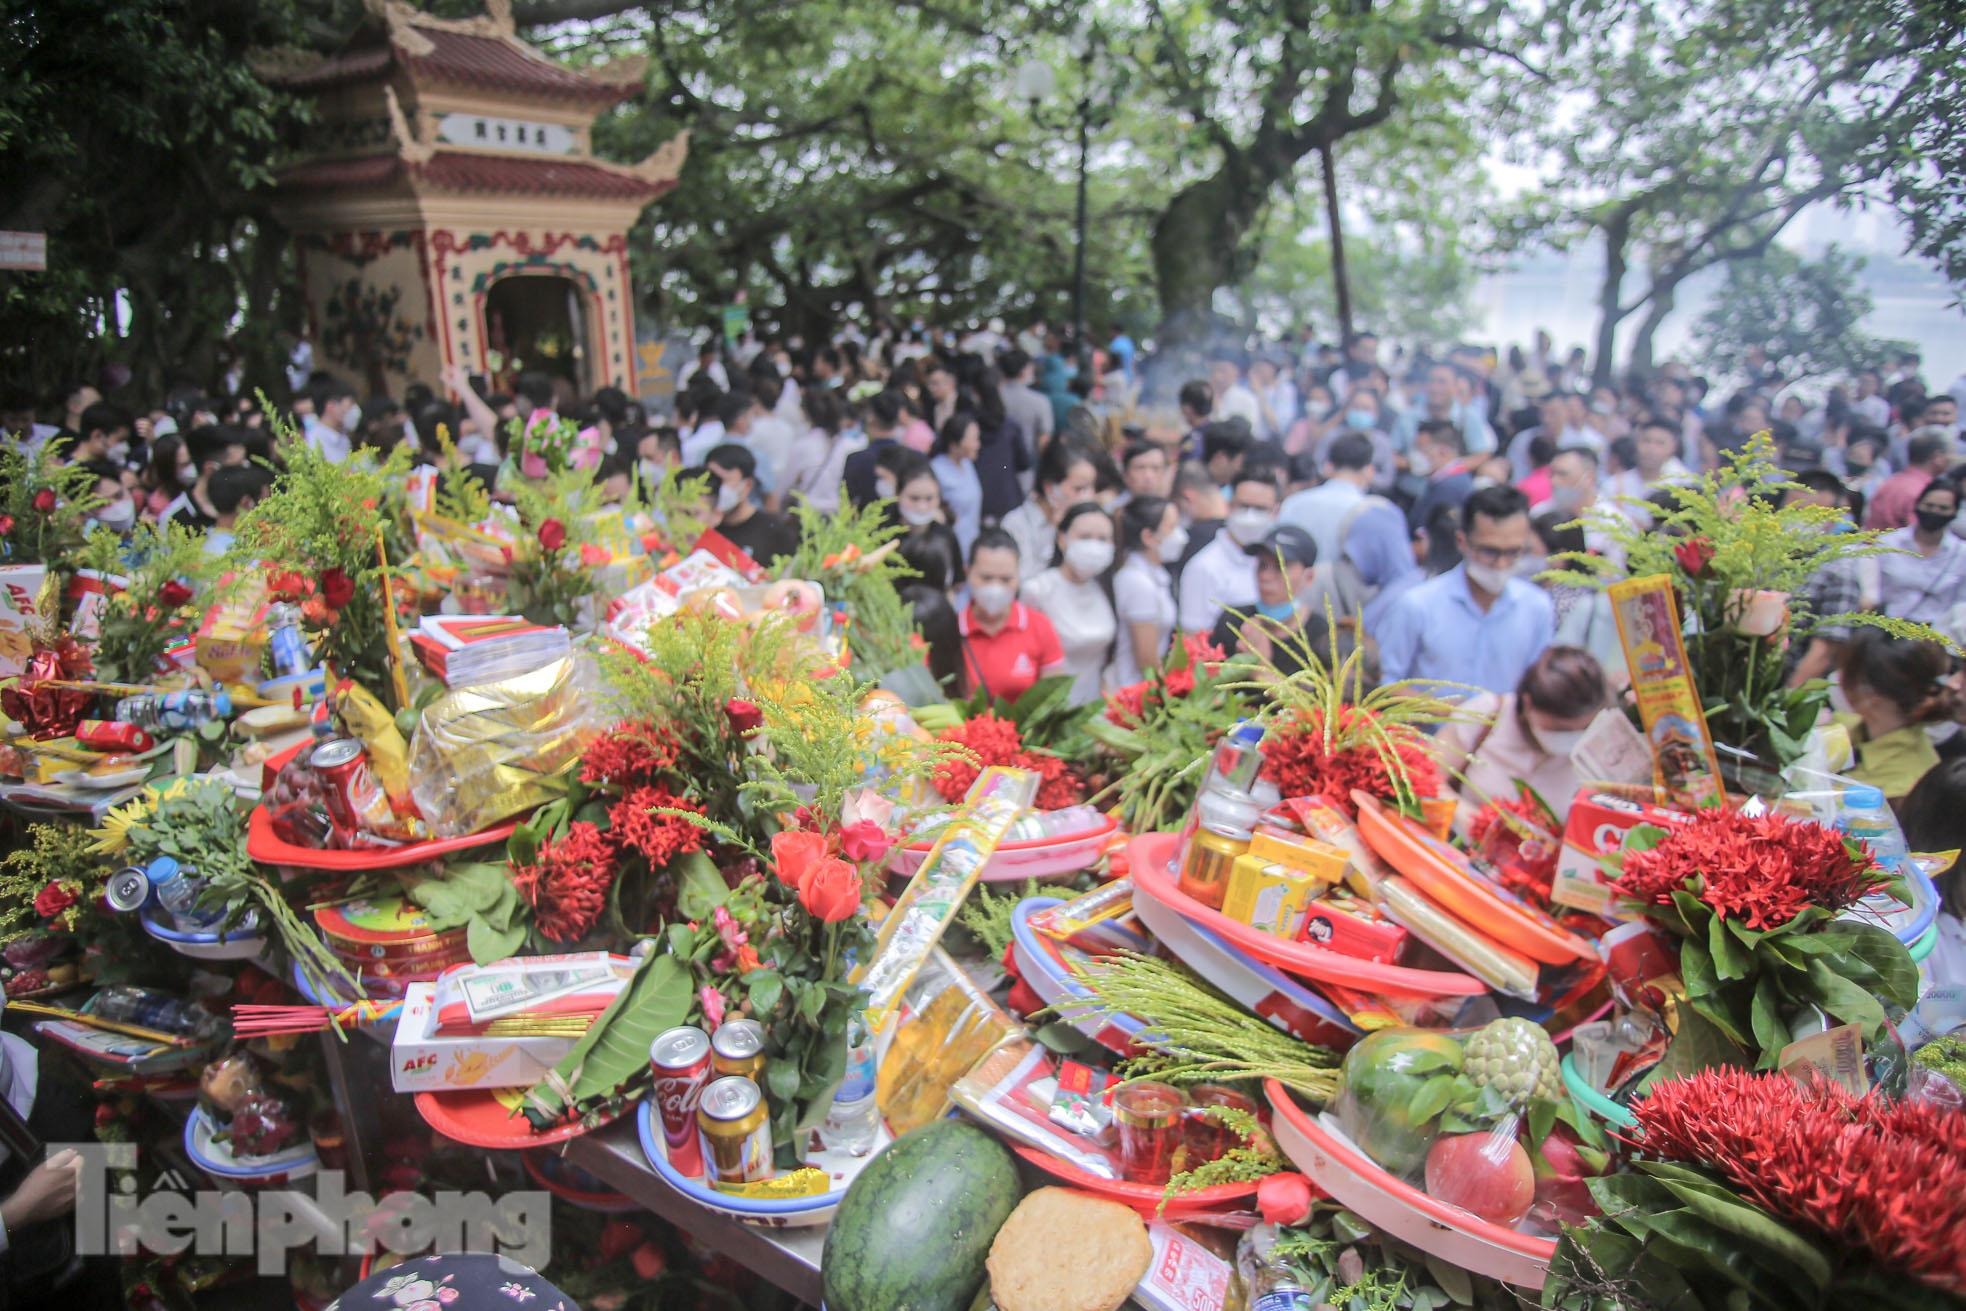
[[1130, 834, 1486, 1000], [889, 813, 1119, 883], [1266, 1080, 1556, 1288]]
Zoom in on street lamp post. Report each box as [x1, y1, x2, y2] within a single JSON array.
[[1017, 36, 1108, 374]]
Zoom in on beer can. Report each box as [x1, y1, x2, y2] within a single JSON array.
[[695, 1075, 773, 1186], [105, 866, 152, 914], [710, 1018, 767, 1080], [76, 719, 154, 753], [1178, 824, 1250, 911], [311, 738, 393, 839], [650, 1025, 713, 1177]]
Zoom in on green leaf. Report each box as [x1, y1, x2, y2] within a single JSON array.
[[765, 1055, 802, 1103], [1749, 975, 1788, 1056], [1642, 1162, 1833, 1295], [467, 915, 526, 964], [1406, 1074, 1461, 1126], [673, 851, 729, 920], [1797, 956, 1887, 1034], [521, 952, 689, 1129], [405, 862, 509, 928], [1805, 922, 1918, 1007], [745, 969, 783, 1018], [1678, 937, 1751, 1047], [1709, 910, 1753, 981]]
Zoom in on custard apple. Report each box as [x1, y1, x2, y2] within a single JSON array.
[[1462, 1017, 1560, 1103]]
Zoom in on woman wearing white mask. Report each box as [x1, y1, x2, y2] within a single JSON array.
[[958, 529, 1066, 701], [1434, 645, 1608, 833], [1000, 439, 1098, 580], [891, 454, 967, 594], [83, 464, 139, 539], [929, 411, 984, 554], [1110, 496, 1183, 686], [1023, 503, 1119, 706]]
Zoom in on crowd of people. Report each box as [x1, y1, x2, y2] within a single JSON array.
[[12, 322, 1966, 813]]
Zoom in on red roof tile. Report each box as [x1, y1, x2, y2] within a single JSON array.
[[269, 30, 633, 105], [278, 150, 671, 202]]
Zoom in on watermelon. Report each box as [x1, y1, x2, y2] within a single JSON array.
[[821, 1119, 1021, 1311]]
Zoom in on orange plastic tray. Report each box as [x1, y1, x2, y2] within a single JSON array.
[[1129, 834, 1487, 999], [1352, 794, 1592, 966], [415, 1088, 620, 1150]]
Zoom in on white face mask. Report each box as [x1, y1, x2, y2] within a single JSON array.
[[1226, 508, 1277, 546], [95, 498, 135, 531], [1533, 725, 1589, 757], [108, 440, 130, 465], [899, 504, 938, 527], [875, 475, 897, 500], [1064, 538, 1115, 577], [1156, 525, 1190, 562], [1407, 447, 1433, 477], [341, 403, 362, 434], [1464, 560, 1511, 593], [716, 483, 744, 512], [972, 582, 1014, 616]]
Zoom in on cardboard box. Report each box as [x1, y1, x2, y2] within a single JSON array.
[[388, 983, 579, 1093], [1551, 785, 1696, 915]]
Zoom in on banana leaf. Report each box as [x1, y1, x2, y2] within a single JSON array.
[[521, 949, 689, 1130]]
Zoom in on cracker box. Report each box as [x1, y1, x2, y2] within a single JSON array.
[[388, 983, 580, 1093], [1550, 785, 1696, 915]]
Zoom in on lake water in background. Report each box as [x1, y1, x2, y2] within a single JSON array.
[[1473, 246, 1966, 392]]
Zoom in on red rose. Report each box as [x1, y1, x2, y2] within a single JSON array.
[[724, 697, 763, 737], [158, 579, 193, 609], [1673, 535, 1716, 579], [0, 515, 13, 535], [538, 518, 567, 551], [771, 829, 827, 890], [839, 819, 894, 865], [33, 881, 76, 918], [301, 594, 331, 627], [319, 567, 355, 610], [32, 489, 56, 513], [268, 570, 310, 602], [798, 856, 863, 923], [629, 1242, 666, 1280], [1257, 1172, 1314, 1226], [578, 542, 611, 567]]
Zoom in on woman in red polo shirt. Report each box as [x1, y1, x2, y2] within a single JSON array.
[[958, 527, 1067, 701]]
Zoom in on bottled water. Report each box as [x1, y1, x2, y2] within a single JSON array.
[[818, 1012, 881, 1156]]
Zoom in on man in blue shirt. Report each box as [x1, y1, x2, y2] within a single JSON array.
[[1374, 484, 1553, 696]]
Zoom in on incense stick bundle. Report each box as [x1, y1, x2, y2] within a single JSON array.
[[230, 999, 404, 1037], [10, 1000, 195, 1047]]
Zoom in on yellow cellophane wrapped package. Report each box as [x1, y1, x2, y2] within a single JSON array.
[[875, 946, 1022, 1136], [407, 653, 600, 836]]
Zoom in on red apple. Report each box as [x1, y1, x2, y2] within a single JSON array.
[[1424, 1130, 1536, 1225]]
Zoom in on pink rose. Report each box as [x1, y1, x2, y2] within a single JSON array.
[[698, 985, 726, 1030], [838, 820, 894, 865], [1257, 1172, 1314, 1226], [520, 452, 549, 479]]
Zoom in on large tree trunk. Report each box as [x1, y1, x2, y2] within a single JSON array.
[[1625, 273, 1681, 379], [1149, 158, 1259, 395], [1317, 143, 1353, 343], [1590, 210, 1635, 389]]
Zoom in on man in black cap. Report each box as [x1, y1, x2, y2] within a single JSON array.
[[1209, 524, 1347, 678]]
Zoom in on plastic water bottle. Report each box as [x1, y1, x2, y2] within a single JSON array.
[[149, 856, 221, 931], [1836, 784, 1918, 936], [1234, 1224, 1314, 1310], [113, 689, 232, 734], [818, 1012, 881, 1156]]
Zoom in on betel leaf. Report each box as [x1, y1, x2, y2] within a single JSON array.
[[405, 862, 510, 929], [467, 915, 526, 964], [1749, 975, 1788, 1057], [1641, 1161, 1832, 1295], [1806, 921, 1918, 1007], [1678, 937, 1752, 1047], [1798, 956, 1887, 1034], [673, 851, 729, 920], [1709, 911, 1752, 981], [1636, 1006, 1752, 1095], [522, 951, 688, 1130]]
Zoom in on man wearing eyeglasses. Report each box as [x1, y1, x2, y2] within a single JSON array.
[[1374, 484, 1554, 697]]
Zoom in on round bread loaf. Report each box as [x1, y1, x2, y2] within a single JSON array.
[[986, 1186, 1152, 1311]]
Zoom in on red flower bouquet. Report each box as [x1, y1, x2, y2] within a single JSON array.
[[931, 712, 1085, 810], [1259, 705, 1441, 817], [1608, 808, 1915, 1065], [510, 821, 617, 943], [1628, 1069, 1966, 1294]]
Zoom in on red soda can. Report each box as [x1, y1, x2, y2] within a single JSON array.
[[649, 1025, 713, 1177], [77, 719, 153, 753], [310, 738, 391, 839]]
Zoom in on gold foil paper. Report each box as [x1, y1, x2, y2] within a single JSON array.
[[407, 653, 600, 836]]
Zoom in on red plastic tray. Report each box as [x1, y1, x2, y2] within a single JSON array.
[[1130, 834, 1487, 1000], [1265, 1079, 1555, 1287], [414, 1088, 621, 1150], [1009, 1142, 1259, 1222], [247, 741, 520, 870]]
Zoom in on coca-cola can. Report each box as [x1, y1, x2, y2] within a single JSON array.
[[649, 1025, 713, 1177], [311, 738, 392, 839]]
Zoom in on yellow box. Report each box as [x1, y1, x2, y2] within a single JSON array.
[[1248, 830, 1350, 887], [1222, 855, 1322, 939]]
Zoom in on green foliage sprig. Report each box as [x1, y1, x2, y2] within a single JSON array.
[[507, 467, 608, 629], [77, 518, 220, 682], [0, 440, 98, 566], [0, 822, 105, 941], [778, 497, 919, 683]]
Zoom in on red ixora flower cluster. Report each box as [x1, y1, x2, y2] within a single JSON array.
[[509, 821, 616, 943], [1634, 1068, 1966, 1291], [1104, 632, 1226, 725], [579, 719, 683, 787], [1259, 706, 1440, 818], [1614, 808, 1885, 930], [931, 712, 1085, 810], [608, 784, 706, 867]]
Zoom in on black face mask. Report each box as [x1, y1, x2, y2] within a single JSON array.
[[1916, 509, 1956, 535]]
